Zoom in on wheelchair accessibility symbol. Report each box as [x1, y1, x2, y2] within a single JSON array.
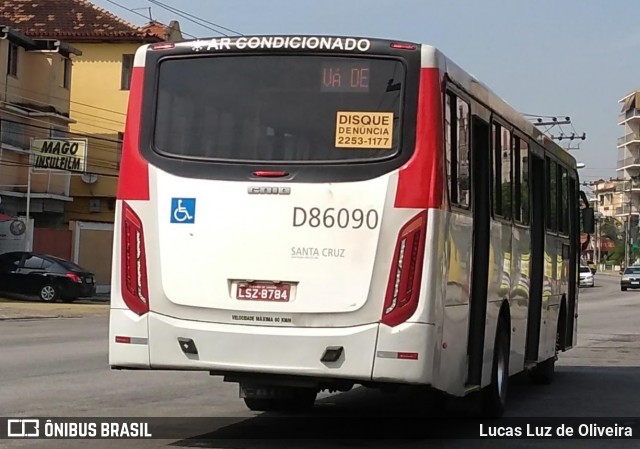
[[171, 198, 196, 223]]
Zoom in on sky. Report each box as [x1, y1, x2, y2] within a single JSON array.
[[93, 0, 639, 191]]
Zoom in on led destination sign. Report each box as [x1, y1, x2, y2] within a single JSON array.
[[321, 60, 370, 93]]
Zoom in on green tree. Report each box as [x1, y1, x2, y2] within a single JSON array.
[[600, 220, 621, 243], [609, 242, 625, 264]]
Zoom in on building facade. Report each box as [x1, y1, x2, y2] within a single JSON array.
[[0, 0, 182, 290], [617, 90, 640, 218], [0, 25, 80, 256]]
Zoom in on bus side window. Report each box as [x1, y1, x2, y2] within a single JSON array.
[[445, 91, 470, 210], [560, 166, 569, 234], [546, 158, 558, 232], [455, 97, 470, 208], [513, 135, 521, 222], [513, 135, 529, 225], [445, 93, 454, 204], [520, 139, 530, 225], [493, 123, 512, 220]]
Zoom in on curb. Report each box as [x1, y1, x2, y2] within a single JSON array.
[[0, 314, 84, 321], [0, 299, 110, 320]]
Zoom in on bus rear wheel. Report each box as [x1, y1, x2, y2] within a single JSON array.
[[243, 397, 278, 411], [482, 322, 509, 418]]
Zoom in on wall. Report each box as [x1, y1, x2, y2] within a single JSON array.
[[65, 42, 144, 223], [70, 221, 114, 290], [21, 52, 71, 115], [67, 42, 137, 140], [0, 41, 71, 113], [1, 41, 25, 105], [65, 195, 115, 223], [33, 227, 72, 259]]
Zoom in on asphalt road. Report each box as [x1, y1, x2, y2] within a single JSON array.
[[1, 273, 639, 448]]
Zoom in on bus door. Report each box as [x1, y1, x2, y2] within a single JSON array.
[[564, 175, 579, 349], [466, 109, 491, 388], [525, 152, 545, 362]]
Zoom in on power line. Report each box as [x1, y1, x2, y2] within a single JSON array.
[[0, 101, 124, 135], [0, 116, 121, 144], [0, 80, 126, 117], [145, 0, 227, 36], [131, 7, 153, 21], [526, 112, 587, 151], [104, 0, 199, 39], [147, 0, 243, 36]]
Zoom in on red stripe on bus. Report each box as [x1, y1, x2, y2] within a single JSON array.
[[395, 68, 443, 209], [117, 66, 150, 201]]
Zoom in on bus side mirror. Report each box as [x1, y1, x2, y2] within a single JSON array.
[[582, 207, 595, 234]]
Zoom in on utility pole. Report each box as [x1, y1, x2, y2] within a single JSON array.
[[595, 181, 600, 266], [625, 215, 630, 268], [625, 183, 633, 268]]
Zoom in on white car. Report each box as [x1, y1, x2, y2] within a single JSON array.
[[579, 265, 594, 287]]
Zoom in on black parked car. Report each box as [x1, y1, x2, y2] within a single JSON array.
[[0, 251, 96, 302]]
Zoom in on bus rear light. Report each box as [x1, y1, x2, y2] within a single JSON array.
[[252, 171, 289, 178], [151, 42, 175, 50], [121, 202, 149, 316], [382, 212, 427, 327], [390, 42, 417, 50]]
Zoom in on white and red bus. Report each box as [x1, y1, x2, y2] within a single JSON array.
[[109, 35, 595, 417]]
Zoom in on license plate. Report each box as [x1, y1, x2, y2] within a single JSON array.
[[632, 281, 639, 285], [237, 282, 290, 302], [85, 277, 94, 284]]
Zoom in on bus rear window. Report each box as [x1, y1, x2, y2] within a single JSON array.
[[152, 55, 405, 163]]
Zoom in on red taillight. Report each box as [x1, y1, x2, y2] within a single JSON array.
[[252, 171, 289, 178], [121, 202, 149, 315], [382, 212, 427, 327], [151, 42, 175, 50], [66, 273, 81, 283], [391, 42, 417, 50]]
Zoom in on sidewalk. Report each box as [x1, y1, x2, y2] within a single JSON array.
[[0, 296, 109, 320]]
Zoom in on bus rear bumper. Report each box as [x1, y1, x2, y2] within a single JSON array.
[[147, 312, 379, 381], [109, 310, 436, 385], [108, 308, 150, 369]]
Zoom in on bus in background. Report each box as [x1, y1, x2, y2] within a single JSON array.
[[108, 35, 595, 417]]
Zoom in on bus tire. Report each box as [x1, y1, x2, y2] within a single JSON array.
[[482, 321, 509, 418], [279, 388, 317, 412], [243, 397, 279, 411]]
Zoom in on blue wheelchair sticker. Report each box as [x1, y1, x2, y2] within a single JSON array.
[[171, 198, 196, 224]]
